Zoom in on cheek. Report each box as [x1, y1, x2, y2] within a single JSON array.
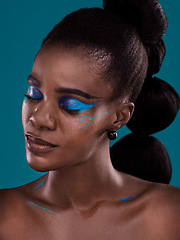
[[73, 105, 108, 134], [22, 99, 31, 129], [61, 111, 107, 143]]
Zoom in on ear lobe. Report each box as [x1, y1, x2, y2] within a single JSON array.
[[114, 102, 134, 129]]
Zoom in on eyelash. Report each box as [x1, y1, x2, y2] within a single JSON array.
[[60, 106, 80, 114], [59, 99, 82, 114], [24, 92, 80, 114], [25, 84, 43, 102], [24, 94, 43, 102], [25, 86, 94, 115]]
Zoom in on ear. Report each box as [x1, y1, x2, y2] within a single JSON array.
[[113, 102, 134, 130]]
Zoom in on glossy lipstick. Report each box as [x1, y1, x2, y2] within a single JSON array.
[[26, 134, 57, 153]]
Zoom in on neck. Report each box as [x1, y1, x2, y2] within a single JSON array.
[[39, 144, 122, 211]]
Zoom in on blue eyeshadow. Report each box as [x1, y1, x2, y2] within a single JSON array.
[[59, 96, 96, 113], [28, 85, 43, 99]]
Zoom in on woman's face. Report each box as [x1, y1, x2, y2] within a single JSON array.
[[22, 45, 115, 172]]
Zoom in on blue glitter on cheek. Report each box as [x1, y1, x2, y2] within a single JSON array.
[[76, 104, 108, 130]]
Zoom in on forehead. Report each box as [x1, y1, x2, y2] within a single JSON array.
[[31, 45, 113, 100]]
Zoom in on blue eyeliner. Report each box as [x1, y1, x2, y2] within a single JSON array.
[[59, 96, 96, 113]]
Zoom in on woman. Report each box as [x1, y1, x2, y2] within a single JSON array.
[[0, 0, 179, 239]]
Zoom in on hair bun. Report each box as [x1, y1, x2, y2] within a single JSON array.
[[110, 133, 172, 183], [145, 38, 166, 76], [103, 0, 167, 44], [126, 76, 180, 135]]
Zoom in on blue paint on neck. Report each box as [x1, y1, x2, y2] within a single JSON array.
[[34, 178, 47, 189]]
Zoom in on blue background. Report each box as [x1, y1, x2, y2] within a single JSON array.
[[0, 0, 179, 188]]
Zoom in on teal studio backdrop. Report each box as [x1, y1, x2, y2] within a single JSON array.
[[0, 0, 180, 188]]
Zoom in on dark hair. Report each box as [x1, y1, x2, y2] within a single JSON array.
[[110, 134, 172, 184], [42, 7, 148, 102], [41, 0, 179, 182]]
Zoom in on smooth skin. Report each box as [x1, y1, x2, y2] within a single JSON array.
[[0, 45, 179, 240]]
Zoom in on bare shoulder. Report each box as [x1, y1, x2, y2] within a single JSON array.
[[142, 183, 180, 238], [0, 188, 15, 216], [0, 188, 29, 239], [0, 174, 48, 216], [0, 188, 18, 233], [0, 188, 25, 221], [0, 180, 46, 239], [150, 183, 180, 211]]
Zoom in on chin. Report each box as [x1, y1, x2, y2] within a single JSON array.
[[25, 151, 71, 172], [26, 152, 52, 172]]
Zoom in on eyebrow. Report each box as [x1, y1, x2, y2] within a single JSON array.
[[54, 87, 100, 99], [28, 75, 100, 100], [28, 75, 41, 87]]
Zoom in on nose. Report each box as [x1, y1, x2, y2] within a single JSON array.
[[29, 102, 57, 131]]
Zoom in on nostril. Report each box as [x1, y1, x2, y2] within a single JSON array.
[[28, 103, 57, 131]]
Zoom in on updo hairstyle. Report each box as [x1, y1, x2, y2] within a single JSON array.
[[41, 0, 179, 183]]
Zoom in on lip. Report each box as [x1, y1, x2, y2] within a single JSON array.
[[25, 134, 58, 153]]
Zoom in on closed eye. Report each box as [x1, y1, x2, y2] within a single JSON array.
[[59, 96, 96, 113], [25, 85, 43, 101]]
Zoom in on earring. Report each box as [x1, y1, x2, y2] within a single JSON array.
[[107, 131, 117, 140]]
